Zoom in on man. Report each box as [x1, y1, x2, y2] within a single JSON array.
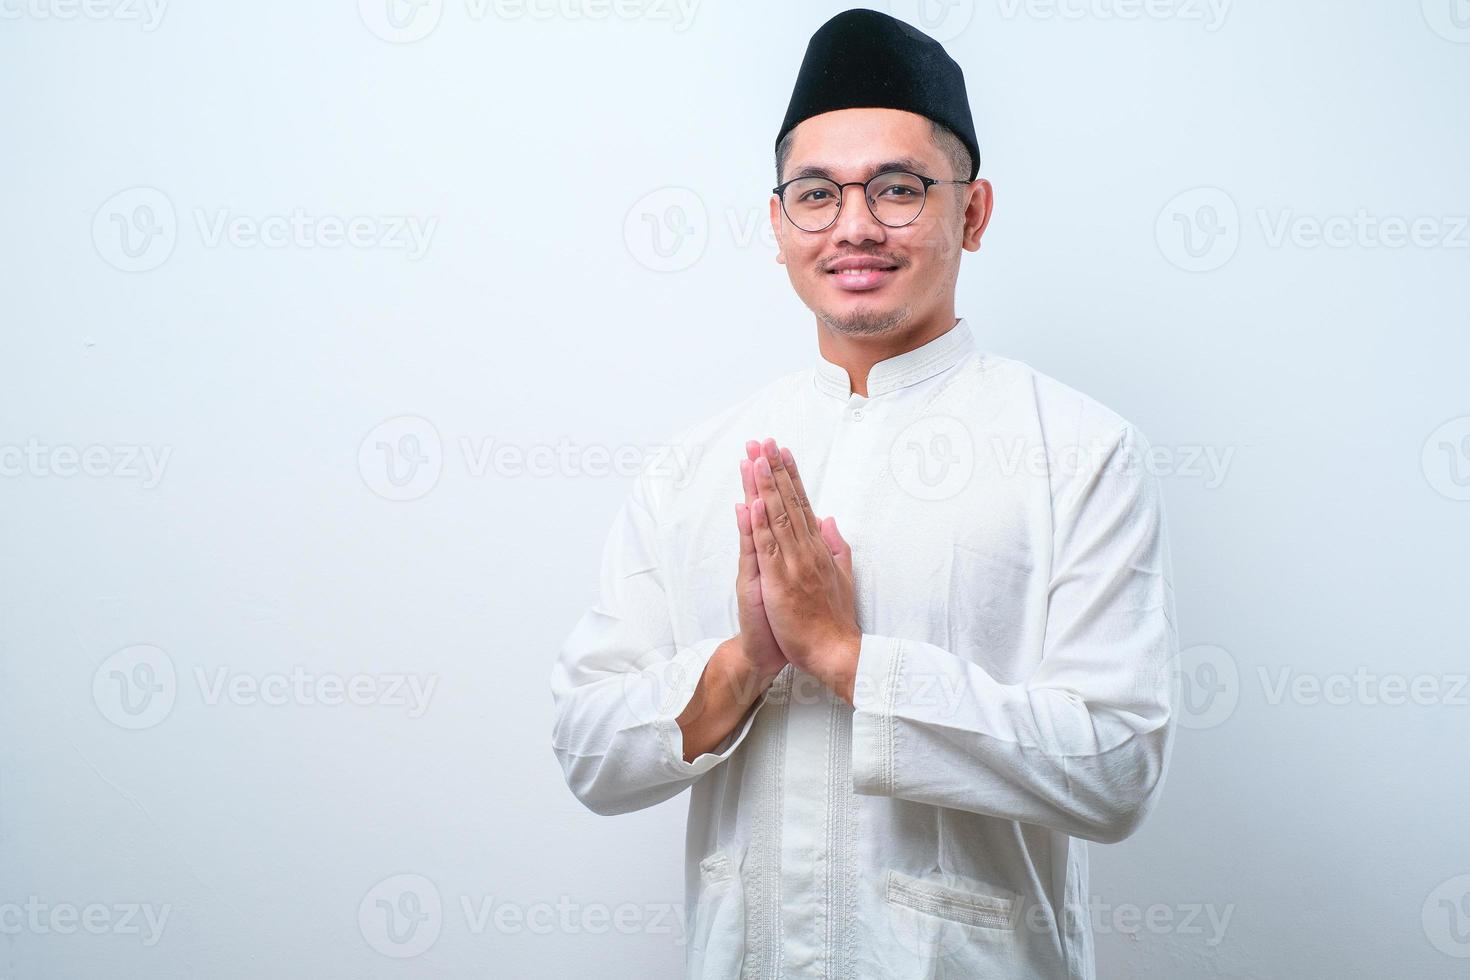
[[549, 9, 1178, 978]]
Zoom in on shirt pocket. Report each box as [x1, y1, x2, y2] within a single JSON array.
[[880, 868, 1022, 978], [686, 843, 747, 980]]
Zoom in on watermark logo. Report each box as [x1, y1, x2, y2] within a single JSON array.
[[92, 645, 177, 730], [359, 415, 444, 502], [1422, 416, 1470, 501], [93, 187, 177, 273], [359, 0, 444, 42], [887, 0, 976, 41], [1422, 0, 1470, 43], [624, 187, 707, 272], [1156, 187, 1239, 272], [1170, 643, 1238, 730], [359, 874, 442, 958], [1423, 874, 1470, 957], [617, 644, 700, 727], [890, 415, 975, 501]]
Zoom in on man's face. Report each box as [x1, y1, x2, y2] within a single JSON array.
[[770, 107, 992, 337]]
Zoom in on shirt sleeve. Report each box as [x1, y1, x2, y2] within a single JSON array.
[[550, 469, 775, 816], [849, 424, 1178, 844]]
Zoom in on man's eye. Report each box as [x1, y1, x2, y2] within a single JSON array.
[[879, 185, 918, 198], [800, 189, 832, 203]]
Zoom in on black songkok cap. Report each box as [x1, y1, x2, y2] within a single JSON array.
[[775, 9, 980, 181]]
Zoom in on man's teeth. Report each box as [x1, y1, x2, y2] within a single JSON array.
[[836, 268, 889, 275]]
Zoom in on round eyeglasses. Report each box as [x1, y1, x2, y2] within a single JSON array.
[[772, 170, 972, 233]]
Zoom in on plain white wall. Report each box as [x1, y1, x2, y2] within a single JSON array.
[[3, 1, 1468, 977]]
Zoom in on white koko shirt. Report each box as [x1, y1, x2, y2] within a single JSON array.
[[549, 318, 1179, 980]]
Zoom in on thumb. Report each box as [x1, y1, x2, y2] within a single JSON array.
[[820, 515, 852, 575]]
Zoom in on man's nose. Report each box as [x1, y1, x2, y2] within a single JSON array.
[[828, 183, 887, 246]]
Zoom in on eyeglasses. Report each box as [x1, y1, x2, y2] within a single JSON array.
[[772, 169, 972, 233]]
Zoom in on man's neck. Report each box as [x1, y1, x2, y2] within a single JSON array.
[[815, 312, 960, 398]]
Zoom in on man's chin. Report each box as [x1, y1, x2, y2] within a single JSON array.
[[815, 299, 910, 337]]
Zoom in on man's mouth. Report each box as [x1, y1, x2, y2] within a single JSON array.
[[827, 263, 899, 291]]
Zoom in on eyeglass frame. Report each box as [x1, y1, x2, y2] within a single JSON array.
[[771, 169, 974, 232]]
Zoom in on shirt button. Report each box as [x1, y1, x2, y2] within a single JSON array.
[[851, 409, 864, 421]]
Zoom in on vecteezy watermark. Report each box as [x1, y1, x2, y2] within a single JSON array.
[[886, 0, 976, 41], [1170, 643, 1239, 731], [988, 435, 1236, 489], [891, 415, 976, 502], [1257, 209, 1470, 251], [1421, 0, 1470, 43], [995, 0, 1231, 31], [359, 0, 444, 42], [1156, 187, 1241, 272], [0, 439, 172, 488], [1422, 416, 1470, 502], [0, 899, 171, 946], [358, 0, 699, 43], [1258, 667, 1469, 708], [1424, 874, 1470, 958], [887, 417, 1239, 502], [1157, 186, 1470, 271], [92, 645, 178, 730], [624, 187, 708, 273], [92, 645, 438, 729], [0, 0, 167, 30], [1084, 898, 1233, 946], [194, 666, 437, 718], [360, 874, 443, 958], [92, 187, 438, 272], [92, 187, 177, 273], [357, 415, 698, 501], [459, 893, 685, 938], [359, 873, 688, 958]]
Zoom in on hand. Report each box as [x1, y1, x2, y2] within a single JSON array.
[[733, 444, 788, 685], [741, 437, 860, 691]]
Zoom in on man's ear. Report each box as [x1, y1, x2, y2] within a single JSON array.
[[770, 194, 786, 265], [963, 178, 994, 252]]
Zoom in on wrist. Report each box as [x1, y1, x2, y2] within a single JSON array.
[[816, 625, 862, 705], [727, 634, 785, 700]]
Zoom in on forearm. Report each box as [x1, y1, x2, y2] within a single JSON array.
[[676, 635, 783, 763]]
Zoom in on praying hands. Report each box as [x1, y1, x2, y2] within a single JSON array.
[[674, 437, 864, 762], [734, 437, 862, 704]]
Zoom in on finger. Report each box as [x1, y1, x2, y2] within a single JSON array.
[[762, 437, 812, 541], [740, 456, 758, 510], [753, 450, 800, 560], [749, 495, 782, 573], [779, 446, 822, 538], [820, 514, 853, 576], [735, 502, 760, 584]]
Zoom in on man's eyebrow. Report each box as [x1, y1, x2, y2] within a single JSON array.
[[786, 158, 931, 181]]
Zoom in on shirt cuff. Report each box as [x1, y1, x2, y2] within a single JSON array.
[[850, 632, 903, 796], [654, 637, 777, 779]]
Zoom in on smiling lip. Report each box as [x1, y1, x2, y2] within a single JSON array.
[[826, 258, 900, 292]]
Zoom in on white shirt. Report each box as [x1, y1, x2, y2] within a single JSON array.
[[549, 318, 1179, 979]]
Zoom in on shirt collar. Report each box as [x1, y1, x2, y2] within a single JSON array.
[[813, 318, 977, 400]]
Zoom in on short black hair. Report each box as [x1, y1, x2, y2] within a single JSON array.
[[775, 118, 975, 186]]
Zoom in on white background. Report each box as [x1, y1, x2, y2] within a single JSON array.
[[2, 1, 1469, 977]]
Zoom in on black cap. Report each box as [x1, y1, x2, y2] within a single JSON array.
[[775, 9, 980, 181]]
